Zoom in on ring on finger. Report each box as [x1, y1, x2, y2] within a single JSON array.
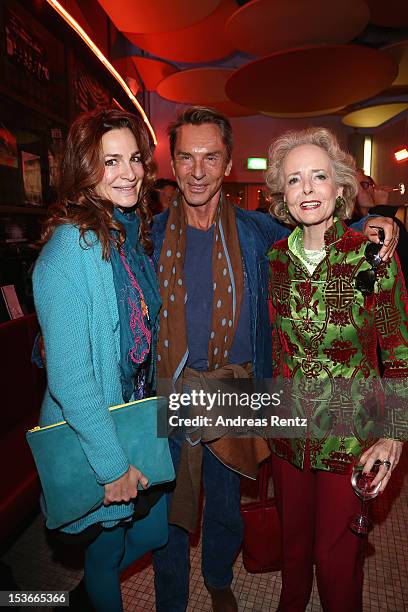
[[382, 459, 392, 470]]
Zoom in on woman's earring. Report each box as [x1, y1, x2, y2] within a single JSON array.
[[283, 198, 289, 214], [335, 195, 345, 209]]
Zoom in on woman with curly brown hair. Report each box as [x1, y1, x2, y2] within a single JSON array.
[[33, 108, 165, 610]]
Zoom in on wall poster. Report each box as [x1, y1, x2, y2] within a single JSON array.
[[21, 151, 42, 205]]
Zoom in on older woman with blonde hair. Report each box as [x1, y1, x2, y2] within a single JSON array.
[[267, 127, 358, 224], [266, 127, 408, 611]]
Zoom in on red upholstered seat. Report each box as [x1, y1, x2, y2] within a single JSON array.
[[0, 314, 45, 549]]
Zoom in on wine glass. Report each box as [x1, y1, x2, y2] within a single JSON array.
[[349, 460, 382, 536]]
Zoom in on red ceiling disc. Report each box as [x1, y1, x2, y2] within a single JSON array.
[[130, 57, 178, 91], [124, 0, 236, 63], [157, 68, 255, 117], [226, 0, 369, 57], [97, 0, 221, 34], [226, 45, 398, 114]]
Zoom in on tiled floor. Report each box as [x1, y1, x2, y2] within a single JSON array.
[[2, 447, 407, 611]]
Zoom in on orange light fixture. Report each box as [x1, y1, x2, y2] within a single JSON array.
[[394, 148, 408, 162], [97, 0, 221, 34], [226, 0, 369, 57], [225, 45, 398, 115], [45, 0, 157, 144], [125, 0, 236, 64]]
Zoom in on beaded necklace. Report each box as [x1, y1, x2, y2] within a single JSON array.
[[292, 230, 325, 272]]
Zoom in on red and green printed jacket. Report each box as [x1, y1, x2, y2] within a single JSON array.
[[267, 218, 408, 473]]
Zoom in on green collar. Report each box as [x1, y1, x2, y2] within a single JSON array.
[[288, 217, 347, 254]]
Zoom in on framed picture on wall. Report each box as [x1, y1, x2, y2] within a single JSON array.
[[21, 151, 42, 206]]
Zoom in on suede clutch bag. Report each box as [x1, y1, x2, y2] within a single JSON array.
[[26, 396, 175, 529]]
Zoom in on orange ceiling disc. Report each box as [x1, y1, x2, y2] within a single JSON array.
[[225, 45, 398, 114], [365, 0, 408, 28], [157, 68, 255, 117], [130, 57, 178, 91], [226, 0, 369, 57], [97, 0, 221, 34], [124, 0, 236, 63]]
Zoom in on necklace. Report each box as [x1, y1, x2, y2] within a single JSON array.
[[293, 231, 325, 269]]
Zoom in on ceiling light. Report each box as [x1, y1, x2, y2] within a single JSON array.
[[363, 136, 372, 176]]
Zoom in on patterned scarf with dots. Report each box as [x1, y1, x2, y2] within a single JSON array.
[[157, 194, 244, 382]]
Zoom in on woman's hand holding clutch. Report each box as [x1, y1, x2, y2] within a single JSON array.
[[103, 465, 148, 505]]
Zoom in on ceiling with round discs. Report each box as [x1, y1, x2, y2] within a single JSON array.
[[225, 0, 370, 56], [130, 57, 178, 92], [157, 68, 254, 117], [96, 0, 222, 34], [89, 0, 408, 126], [342, 102, 408, 127], [225, 45, 398, 115], [123, 0, 236, 63]]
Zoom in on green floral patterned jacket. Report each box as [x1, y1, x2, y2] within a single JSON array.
[[267, 219, 408, 473]]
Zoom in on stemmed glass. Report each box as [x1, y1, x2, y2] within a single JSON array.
[[349, 460, 382, 536]]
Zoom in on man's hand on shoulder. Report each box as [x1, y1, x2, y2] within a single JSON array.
[[363, 216, 399, 261]]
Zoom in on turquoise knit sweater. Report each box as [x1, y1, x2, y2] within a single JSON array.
[[33, 224, 140, 533]]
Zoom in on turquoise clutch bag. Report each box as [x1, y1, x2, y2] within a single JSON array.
[[26, 396, 174, 529]]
